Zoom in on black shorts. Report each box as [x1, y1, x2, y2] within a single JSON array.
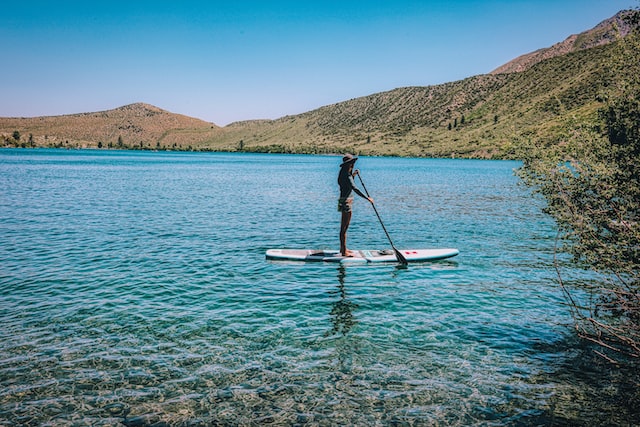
[[338, 197, 353, 213]]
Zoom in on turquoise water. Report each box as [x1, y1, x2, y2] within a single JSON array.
[[0, 149, 615, 425]]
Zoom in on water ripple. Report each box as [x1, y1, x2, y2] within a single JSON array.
[[0, 150, 635, 426]]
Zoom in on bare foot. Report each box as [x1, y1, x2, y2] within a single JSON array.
[[342, 250, 355, 257]]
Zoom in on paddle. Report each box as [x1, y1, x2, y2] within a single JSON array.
[[355, 172, 408, 265]]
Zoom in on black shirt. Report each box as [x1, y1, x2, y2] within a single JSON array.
[[338, 167, 367, 200]]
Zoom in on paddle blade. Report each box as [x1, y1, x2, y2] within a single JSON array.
[[394, 248, 409, 265]]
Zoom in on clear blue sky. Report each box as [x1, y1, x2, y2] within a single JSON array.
[[1, 0, 634, 125]]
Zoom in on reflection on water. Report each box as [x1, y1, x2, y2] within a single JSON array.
[[327, 266, 358, 337]]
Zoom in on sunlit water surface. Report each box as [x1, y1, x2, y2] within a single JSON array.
[[0, 150, 632, 426]]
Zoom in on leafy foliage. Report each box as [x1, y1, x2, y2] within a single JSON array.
[[518, 19, 640, 365]]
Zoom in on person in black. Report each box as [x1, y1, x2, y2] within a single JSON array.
[[338, 154, 373, 256]]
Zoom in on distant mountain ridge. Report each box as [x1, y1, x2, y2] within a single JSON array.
[[2, 9, 639, 157], [491, 9, 637, 74]]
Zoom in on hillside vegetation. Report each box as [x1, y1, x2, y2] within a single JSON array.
[[2, 10, 638, 159], [215, 10, 640, 158]]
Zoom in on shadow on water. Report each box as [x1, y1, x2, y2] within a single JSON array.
[[514, 337, 640, 426], [321, 259, 440, 338], [323, 259, 458, 341]]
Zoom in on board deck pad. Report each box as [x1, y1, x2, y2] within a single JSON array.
[[266, 248, 459, 263]]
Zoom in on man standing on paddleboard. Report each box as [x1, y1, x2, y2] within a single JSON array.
[[338, 154, 373, 257]]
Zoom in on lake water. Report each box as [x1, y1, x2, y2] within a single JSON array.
[[0, 149, 632, 426]]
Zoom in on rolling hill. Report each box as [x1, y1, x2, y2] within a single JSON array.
[[2, 9, 638, 158], [0, 103, 219, 150]]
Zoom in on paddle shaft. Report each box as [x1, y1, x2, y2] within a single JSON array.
[[356, 173, 408, 265]]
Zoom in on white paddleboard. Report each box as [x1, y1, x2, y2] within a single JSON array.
[[265, 248, 459, 263]]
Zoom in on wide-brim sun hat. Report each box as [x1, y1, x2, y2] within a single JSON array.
[[340, 153, 358, 167]]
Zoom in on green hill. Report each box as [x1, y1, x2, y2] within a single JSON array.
[[2, 10, 638, 158], [207, 10, 640, 158]]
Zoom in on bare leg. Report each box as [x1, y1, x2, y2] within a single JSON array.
[[340, 210, 352, 256]]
